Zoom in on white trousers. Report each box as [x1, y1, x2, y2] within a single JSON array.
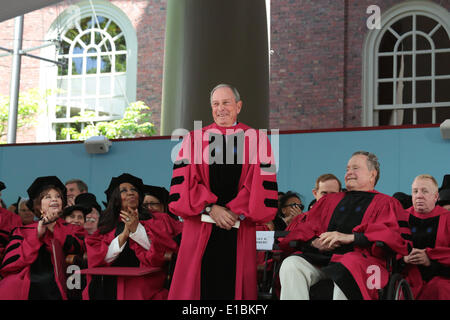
[[279, 255, 348, 300]]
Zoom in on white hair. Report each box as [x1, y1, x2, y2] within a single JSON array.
[[210, 83, 241, 104]]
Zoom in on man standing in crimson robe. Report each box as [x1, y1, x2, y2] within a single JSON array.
[[278, 151, 410, 300], [403, 174, 450, 299], [168, 83, 278, 300]]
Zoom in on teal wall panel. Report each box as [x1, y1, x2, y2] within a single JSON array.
[[1, 127, 448, 210]]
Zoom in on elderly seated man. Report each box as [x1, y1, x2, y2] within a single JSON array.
[[278, 151, 409, 300], [402, 174, 450, 299]]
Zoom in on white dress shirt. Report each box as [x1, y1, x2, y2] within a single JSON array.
[[104, 222, 151, 263]]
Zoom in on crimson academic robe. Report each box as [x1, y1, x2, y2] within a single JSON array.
[[83, 213, 180, 300], [285, 212, 307, 231], [168, 122, 278, 300], [0, 219, 84, 300], [152, 211, 183, 244], [0, 208, 22, 260], [279, 191, 410, 300], [405, 206, 450, 300]]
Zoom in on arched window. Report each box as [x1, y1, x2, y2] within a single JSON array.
[[39, 0, 137, 141], [363, 1, 450, 126]]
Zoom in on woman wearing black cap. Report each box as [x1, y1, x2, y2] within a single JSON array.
[[74, 193, 102, 235], [83, 173, 181, 300], [142, 185, 167, 214], [62, 204, 90, 227], [142, 184, 183, 242], [0, 176, 85, 300]]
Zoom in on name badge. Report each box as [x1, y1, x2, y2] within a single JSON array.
[[256, 231, 275, 251]]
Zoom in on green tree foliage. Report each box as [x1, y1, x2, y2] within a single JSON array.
[[62, 101, 156, 140], [0, 89, 45, 140]]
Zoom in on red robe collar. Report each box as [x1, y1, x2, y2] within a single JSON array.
[[406, 205, 449, 219], [202, 122, 251, 134]]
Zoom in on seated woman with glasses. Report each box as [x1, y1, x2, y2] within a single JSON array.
[[74, 193, 102, 236], [142, 185, 180, 221], [142, 184, 183, 249], [83, 173, 181, 300], [273, 191, 305, 231]]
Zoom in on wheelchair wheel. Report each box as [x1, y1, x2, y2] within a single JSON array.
[[384, 273, 414, 300]]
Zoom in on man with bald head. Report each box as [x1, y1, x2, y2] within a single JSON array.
[[403, 174, 450, 299], [168, 84, 278, 300], [278, 151, 409, 300]]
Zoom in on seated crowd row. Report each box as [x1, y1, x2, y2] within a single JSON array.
[[255, 152, 450, 300], [0, 157, 449, 300], [0, 174, 183, 300]]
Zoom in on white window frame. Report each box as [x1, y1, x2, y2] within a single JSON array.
[[362, 1, 450, 126], [38, 0, 137, 141]]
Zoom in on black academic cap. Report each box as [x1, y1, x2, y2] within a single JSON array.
[[437, 175, 450, 206], [12, 196, 21, 214], [0, 181, 5, 191], [26, 176, 66, 211], [439, 174, 450, 192], [75, 192, 102, 214], [142, 185, 169, 204], [62, 204, 90, 218], [392, 192, 413, 210], [438, 189, 450, 206], [104, 173, 144, 202]]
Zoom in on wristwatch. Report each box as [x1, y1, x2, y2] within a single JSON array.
[[204, 204, 213, 214]]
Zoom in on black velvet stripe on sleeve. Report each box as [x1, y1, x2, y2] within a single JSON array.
[[398, 220, 410, 228], [0, 237, 8, 247], [0, 230, 9, 236], [173, 159, 190, 170], [263, 181, 278, 191], [353, 232, 371, 247], [3, 242, 20, 256], [264, 198, 278, 208], [9, 235, 24, 241], [170, 176, 185, 186], [260, 163, 277, 174], [168, 193, 180, 203], [401, 233, 412, 241], [0, 254, 20, 268]]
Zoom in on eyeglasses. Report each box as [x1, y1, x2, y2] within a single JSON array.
[[283, 203, 304, 211], [143, 202, 161, 208]]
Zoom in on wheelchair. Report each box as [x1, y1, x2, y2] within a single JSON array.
[[308, 241, 414, 300], [375, 241, 414, 300], [257, 235, 414, 300], [257, 231, 289, 300]]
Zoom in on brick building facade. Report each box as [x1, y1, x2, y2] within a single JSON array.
[[0, 0, 449, 142]]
